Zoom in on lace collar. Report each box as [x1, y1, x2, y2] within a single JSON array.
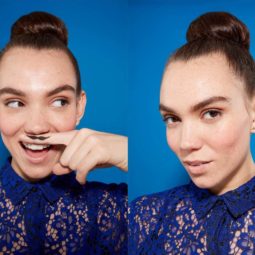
[[190, 176, 255, 219], [0, 158, 79, 205]]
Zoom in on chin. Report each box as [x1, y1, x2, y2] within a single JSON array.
[[23, 167, 53, 181], [13, 159, 54, 182], [190, 175, 214, 190]]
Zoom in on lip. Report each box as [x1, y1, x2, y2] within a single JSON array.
[[183, 160, 212, 175], [19, 141, 52, 164]]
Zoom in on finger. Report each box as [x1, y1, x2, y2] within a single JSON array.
[[20, 129, 93, 146], [75, 152, 101, 185], [52, 162, 72, 175], [20, 131, 76, 146], [41, 131, 77, 145], [61, 137, 92, 169]]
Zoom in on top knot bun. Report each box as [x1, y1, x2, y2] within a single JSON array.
[[186, 12, 250, 50], [10, 11, 68, 46]]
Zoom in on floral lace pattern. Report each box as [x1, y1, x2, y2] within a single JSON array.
[[0, 159, 127, 254], [129, 177, 255, 254]]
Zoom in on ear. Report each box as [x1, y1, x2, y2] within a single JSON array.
[[250, 96, 255, 133], [76, 90, 86, 126]]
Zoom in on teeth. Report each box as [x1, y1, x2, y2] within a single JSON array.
[[22, 143, 50, 151]]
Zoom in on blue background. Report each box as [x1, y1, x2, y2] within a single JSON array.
[[129, 0, 255, 201], [2, 1, 255, 201], [0, 0, 127, 184]]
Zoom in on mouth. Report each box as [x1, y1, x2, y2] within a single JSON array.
[[183, 160, 212, 175], [184, 160, 212, 167], [19, 141, 53, 163], [21, 142, 51, 151]]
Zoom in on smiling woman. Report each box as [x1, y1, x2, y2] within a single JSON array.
[[0, 48, 83, 181], [0, 11, 127, 254], [129, 12, 255, 254]]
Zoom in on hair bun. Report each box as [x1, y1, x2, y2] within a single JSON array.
[[186, 12, 250, 50], [10, 11, 68, 46]]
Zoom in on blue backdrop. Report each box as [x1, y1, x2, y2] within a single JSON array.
[[129, 0, 255, 201], [0, 0, 127, 184], [2, 1, 255, 200]]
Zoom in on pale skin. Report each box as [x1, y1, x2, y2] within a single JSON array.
[[160, 53, 255, 195], [21, 129, 128, 184], [0, 47, 127, 184]]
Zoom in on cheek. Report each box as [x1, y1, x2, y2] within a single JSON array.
[[0, 116, 21, 153], [207, 117, 250, 154], [166, 129, 179, 153], [53, 117, 76, 131], [0, 112, 24, 136], [50, 108, 78, 132]]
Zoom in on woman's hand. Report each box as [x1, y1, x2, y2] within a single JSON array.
[[23, 129, 128, 184]]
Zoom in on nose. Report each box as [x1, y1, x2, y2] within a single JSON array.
[[179, 121, 202, 152], [24, 107, 51, 135]]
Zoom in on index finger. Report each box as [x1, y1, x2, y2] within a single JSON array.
[[20, 131, 77, 146], [38, 131, 77, 145], [20, 129, 94, 146]]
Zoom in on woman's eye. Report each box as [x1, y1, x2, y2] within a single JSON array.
[[52, 99, 69, 107], [5, 101, 24, 108], [163, 115, 180, 126], [203, 110, 221, 120]]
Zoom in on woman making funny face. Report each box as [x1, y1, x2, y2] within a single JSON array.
[[0, 11, 127, 254]]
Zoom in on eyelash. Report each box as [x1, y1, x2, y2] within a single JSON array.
[[4, 100, 24, 108], [51, 98, 70, 107], [163, 115, 180, 125], [202, 109, 222, 120], [162, 109, 222, 126]]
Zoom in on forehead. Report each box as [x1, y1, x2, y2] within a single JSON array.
[[0, 47, 76, 92], [160, 53, 246, 107]]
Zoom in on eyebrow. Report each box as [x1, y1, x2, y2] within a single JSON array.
[[46, 85, 76, 97], [0, 84, 76, 97], [159, 96, 231, 114], [0, 87, 25, 96]]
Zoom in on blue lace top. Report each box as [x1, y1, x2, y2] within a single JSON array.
[[129, 177, 255, 255], [0, 158, 127, 254]]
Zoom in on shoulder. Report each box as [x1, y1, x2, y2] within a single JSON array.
[[129, 183, 195, 226], [82, 181, 127, 202], [85, 181, 127, 195], [53, 171, 127, 198], [52, 172, 127, 211], [129, 183, 194, 247], [80, 181, 128, 209], [130, 183, 192, 212]]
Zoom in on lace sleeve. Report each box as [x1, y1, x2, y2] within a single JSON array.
[[129, 191, 169, 253], [92, 182, 128, 254]]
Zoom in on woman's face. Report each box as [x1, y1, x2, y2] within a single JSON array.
[[160, 53, 255, 194], [0, 47, 85, 181]]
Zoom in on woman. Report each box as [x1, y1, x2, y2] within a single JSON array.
[[130, 12, 255, 254], [0, 11, 127, 254]]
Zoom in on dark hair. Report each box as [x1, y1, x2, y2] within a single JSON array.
[[167, 12, 255, 97], [1, 11, 81, 95]]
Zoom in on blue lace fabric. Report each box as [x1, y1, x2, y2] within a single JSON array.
[[129, 177, 255, 255], [0, 158, 127, 254]]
